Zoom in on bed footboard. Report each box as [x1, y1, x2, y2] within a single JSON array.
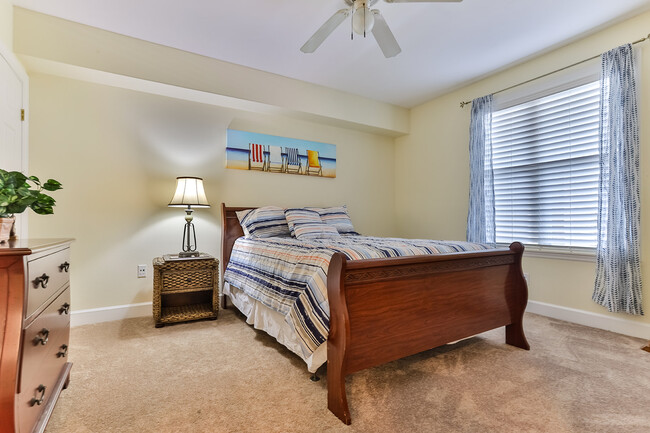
[[326, 242, 529, 424]]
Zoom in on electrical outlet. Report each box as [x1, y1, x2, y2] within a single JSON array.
[[137, 265, 147, 278]]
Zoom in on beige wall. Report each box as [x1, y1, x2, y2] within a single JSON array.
[[18, 5, 650, 332], [395, 11, 650, 327], [27, 74, 396, 310]]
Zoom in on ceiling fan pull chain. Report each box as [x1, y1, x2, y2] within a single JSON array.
[[363, 4, 367, 38], [351, 2, 354, 40]]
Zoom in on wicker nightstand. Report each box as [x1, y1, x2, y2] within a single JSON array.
[[152, 254, 219, 327]]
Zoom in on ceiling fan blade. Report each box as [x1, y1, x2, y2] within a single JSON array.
[[384, 0, 462, 3], [300, 8, 352, 53], [370, 10, 401, 58]]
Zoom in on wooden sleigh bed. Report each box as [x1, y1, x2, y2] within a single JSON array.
[[221, 204, 530, 424]]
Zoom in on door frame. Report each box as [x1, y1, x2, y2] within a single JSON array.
[[0, 37, 29, 240]]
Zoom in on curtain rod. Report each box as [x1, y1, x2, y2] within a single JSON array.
[[459, 33, 650, 108]]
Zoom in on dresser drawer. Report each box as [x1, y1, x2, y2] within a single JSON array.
[[161, 269, 214, 292], [18, 287, 70, 433], [17, 328, 69, 433], [20, 288, 71, 392], [26, 247, 71, 320]]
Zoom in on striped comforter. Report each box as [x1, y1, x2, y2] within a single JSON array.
[[223, 236, 494, 360]]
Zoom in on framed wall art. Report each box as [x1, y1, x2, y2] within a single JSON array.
[[226, 129, 336, 178]]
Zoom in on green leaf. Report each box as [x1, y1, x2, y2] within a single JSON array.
[[43, 179, 63, 191], [6, 203, 28, 214], [0, 169, 61, 216], [8, 171, 26, 184], [37, 193, 55, 205], [18, 195, 37, 205], [32, 206, 54, 215], [16, 186, 31, 197]]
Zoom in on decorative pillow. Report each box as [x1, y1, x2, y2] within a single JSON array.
[[236, 206, 291, 239], [313, 205, 359, 235], [284, 208, 340, 240]]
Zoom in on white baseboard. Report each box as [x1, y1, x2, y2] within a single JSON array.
[[71, 302, 152, 327], [70, 299, 649, 341], [527, 300, 650, 340]]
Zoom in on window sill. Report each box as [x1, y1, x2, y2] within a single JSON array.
[[498, 244, 596, 262]]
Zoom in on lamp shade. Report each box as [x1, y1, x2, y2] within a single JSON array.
[[168, 177, 210, 208]]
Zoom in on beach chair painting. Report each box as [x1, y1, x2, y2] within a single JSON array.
[[227, 129, 335, 178], [248, 142, 266, 171], [267, 145, 284, 172], [306, 150, 323, 176], [285, 147, 302, 174]]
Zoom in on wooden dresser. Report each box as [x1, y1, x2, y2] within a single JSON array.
[[0, 239, 73, 433]]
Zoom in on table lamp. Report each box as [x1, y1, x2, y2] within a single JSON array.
[[168, 176, 210, 257]]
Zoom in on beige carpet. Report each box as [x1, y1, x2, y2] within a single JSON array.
[[44, 308, 650, 433]]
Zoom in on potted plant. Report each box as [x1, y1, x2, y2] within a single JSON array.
[[0, 169, 62, 242]]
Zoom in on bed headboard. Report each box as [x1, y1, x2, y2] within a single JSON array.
[[221, 203, 255, 277]]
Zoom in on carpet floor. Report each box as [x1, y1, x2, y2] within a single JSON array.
[[44, 308, 650, 433]]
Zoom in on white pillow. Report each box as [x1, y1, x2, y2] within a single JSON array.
[[236, 206, 291, 238], [284, 208, 340, 240]]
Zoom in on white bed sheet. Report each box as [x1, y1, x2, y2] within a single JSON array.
[[224, 282, 327, 373]]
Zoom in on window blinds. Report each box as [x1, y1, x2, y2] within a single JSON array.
[[491, 81, 600, 248]]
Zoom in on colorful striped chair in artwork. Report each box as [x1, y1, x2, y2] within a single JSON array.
[[267, 145, 284, 173], [285, 147, 302, 174], [306, 150, 323, 176], [248, 142, 266, 171]]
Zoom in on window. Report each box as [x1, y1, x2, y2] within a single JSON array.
[[491, 81, 600, 250]]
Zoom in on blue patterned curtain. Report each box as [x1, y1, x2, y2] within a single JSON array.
[[593, 44, 643, 315], [466, 95, 495, 245]]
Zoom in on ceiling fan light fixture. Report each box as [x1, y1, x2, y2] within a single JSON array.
[[301, 0, 462, 58], [352, 5, 375, 35]]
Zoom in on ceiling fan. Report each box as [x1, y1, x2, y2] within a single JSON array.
[[300, 0, 463, 58]]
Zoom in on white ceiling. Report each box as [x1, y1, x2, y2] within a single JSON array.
[[11, 0, 650, 108]]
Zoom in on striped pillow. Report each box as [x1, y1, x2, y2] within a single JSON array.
[[236, 206, 291, 239], [284, 208, 340, 240], [312, 205, 359, 235]]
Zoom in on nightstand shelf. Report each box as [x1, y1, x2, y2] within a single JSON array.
[[161, 286, 212, 295], [159, 303, 215, 324], [153, 255, 219, 327]]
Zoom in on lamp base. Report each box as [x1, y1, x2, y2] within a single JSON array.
[[178, 251, 201, 258]]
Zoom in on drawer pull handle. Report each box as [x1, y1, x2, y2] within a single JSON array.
[[59, 302, 71, 315], [33, 328, 49, 346], [57, 344, 69, 358], [33, 273, 50, 289], [30, 385, 46, 406], [59, 261, 70, 272]]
